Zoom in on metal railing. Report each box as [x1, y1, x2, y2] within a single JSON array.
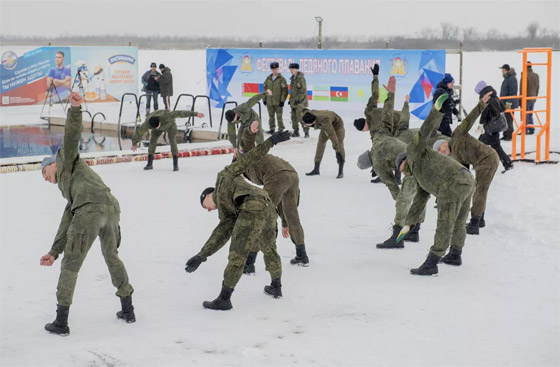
[[117, 93, 141, 151], [91, 112, 106, 133], [217, 101, 238, 139]]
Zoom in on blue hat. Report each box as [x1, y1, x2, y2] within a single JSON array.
[[474, 81, 487, 94], [41, 154, 57, 173], [442, 73, 454, 85]]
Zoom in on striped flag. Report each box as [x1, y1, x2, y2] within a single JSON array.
[[313, 86, 330, 101], [330, 86, 349, 102], [243, 83, 263, 97]]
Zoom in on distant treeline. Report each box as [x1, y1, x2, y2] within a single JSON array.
[[1, 23, 558, 51]]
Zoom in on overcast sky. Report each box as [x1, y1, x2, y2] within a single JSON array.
[[1, 0, 558, 40]]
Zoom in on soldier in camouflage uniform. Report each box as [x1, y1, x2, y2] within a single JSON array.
[[225, 92, 266, 159], [240, 122, 308, 273], [288, 63, 309, 138], [40, 92, 135, 335], [263, 62, 288, 133], [396, 92, 475, 276], [184, 130, 291, 311], [131, 109, 204, 171], [433, 91, 498, 236], [302, 109, 346, 179]]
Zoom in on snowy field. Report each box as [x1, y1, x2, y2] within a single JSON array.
[[1, 123, 559, 366]]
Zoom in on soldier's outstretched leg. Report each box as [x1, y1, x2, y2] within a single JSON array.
[[259, 205, 282, 298], [443, 184, 474, 266]]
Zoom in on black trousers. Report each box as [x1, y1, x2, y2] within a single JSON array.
[[479, 132, 512, 168]]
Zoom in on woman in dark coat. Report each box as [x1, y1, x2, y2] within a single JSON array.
[[475, 81, 514, 171]]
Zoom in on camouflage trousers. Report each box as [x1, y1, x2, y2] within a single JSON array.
[[264, 172, 304, 246], [230, 121, 264, 153], [394, 175, 426, 227], [471, 155, 499, 217], [223, 200, 282, 288], [267, 105, 285, 131], [56, 204, 133, 306], [430, 170, 475, 257], [290, 106, 309, 134], [314, 127, 345, 163], [371, 136, 407, 201], [148, 127, 178, 156]]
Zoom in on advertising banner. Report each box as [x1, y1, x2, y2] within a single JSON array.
[[206, 48, 446, 120], [1, 46, 138, 107]]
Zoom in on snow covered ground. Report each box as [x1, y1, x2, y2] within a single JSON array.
[[1, 121, 559, 366]]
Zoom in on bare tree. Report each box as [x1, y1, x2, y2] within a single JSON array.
[[462, 27, 479, 41], [441, 22, 460, 40], [527, 22, 539, 39]]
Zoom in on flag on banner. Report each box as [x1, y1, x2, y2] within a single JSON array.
[[349, 86, 368, 103], [330, 86, 348, 102], [243, 83, 263, 97], [312, 86, 330, 101], [307, 90, 313, 100]]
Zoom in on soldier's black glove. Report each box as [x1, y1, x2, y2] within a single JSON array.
[[263, 100, 267, 106], [269, 130, 291, 145], [294, 100, 301, 105], [336, 152, 344, 164], [279, 101, 284, 107], [185, 255, 203, 273], [371, 64, 379, 76]]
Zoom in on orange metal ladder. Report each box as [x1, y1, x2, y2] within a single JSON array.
[[500, 47, 552, 162]]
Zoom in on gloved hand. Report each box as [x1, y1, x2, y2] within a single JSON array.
[[263, 100, 267, 106], [270, 130, 291, 145], [185, 255, 204, 273], [371, 64, 379, 76], [279, 101, 284, 107], [336, 152, 344, 164], [396, 225, 411, 243]]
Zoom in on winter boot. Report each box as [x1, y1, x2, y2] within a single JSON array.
[[172, 155, 179, 171], [306, 162, 320, 176], [291, 130, 300, 138], [336, 162, 344, 179], [266, 129, 275, 134], [264, 278, 283, 298], [290, 245, 309, 266], [466, 216, 481, 235], [376, 225, 404, 249], [404, 223, 421, 242], [304, 131, 310, 138], [144, 155, 154, 170], [203, 283, 233, 311], [441, 247, 462, 266], [479, 212, 486, 228], [410, 252, 440, 276], [243, 252, 257, 275], [116, 295, 136, 323], [45, 305, 70, 335]]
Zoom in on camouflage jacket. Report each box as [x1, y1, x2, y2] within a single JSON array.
[[228, 93, 265, 150], [306, 109, 345, 153], [132, 110, 199, 145], [263, 73, 288, 105], [289, 71, 308, 108]]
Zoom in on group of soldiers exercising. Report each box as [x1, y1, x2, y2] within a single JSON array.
[[39, 60, 500, 335]]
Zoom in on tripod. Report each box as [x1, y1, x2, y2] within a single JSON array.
[[40, 81, 67, 121], [64, 69, 89, 111]]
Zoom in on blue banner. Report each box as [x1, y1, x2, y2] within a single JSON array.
[[206, 48, 446, 120]]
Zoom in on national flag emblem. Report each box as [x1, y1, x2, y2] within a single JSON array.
[[243, 83, 263, 97], [330, 86, 348, 102], [313, 86, 330, 101], [307, 90, 313, 100]]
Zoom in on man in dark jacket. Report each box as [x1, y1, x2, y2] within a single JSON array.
[[142, 63, 161, 113], [520, 63, 540, 134], [432, 73, 459, 137], [475, 81, 514, 172], [499, 64, 519, 140], [159, 64, 173, 110]]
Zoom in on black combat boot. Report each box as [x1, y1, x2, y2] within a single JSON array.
[[466, 216, 481, 235], [306, 162, 320, 176], [290, 245, 309, 266], [203, 283, 233, 311], [116, 295, 136, 323], [291, 130, 300, 138], [266, 129, 275, 134], [264, 278, 282, 298], [45, 305, 70, 335], [479, 212, 486, 228], [441, 247, 462, 266], [404, 223, 421, 242], [172, 155, 179, 171], [410, 252, 440, 276], [336, 162, 344, 179], [243, 252, 257, 275], [376, 225, 404, 249], [144, 155, 154, 170]]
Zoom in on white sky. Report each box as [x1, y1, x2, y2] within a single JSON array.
[[1, 0, 559, 40]]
